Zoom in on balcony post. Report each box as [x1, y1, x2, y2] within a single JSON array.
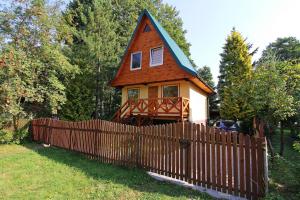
[[180, 97, 183, 121]]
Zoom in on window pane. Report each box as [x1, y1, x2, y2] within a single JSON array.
[[163, 85, 178, 98], [151, 47, 163, 66], [128, 89, 139, 100], [131, 52, 141, 69]]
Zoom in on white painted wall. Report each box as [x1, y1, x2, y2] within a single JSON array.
[[188, 83, 208, 124]]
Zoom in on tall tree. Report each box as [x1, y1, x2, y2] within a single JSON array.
[[0, 0, 78, 131], [250, 53, 298, 156], [197, 66, 219, 119], [61, 0, 192, 120], [217, 28, 256, 120], [259, 37, 300, 155], [62, 0, 119, 120]]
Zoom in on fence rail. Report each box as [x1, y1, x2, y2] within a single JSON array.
[[31, 118, 267, 200]]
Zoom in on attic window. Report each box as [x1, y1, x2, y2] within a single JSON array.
[[150, 46, 163, 66], [143, 24, 151, 32], [130, 51, 142, 70]]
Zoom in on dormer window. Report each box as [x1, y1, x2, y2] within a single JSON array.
[[130, 51, 142, 70], [150, 46, 163, 67]]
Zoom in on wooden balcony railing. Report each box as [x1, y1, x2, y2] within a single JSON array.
[[113, 97, 190, 122]]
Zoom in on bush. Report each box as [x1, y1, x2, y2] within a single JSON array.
[[0, 129, 14, 144], [293, 135, 300, 152], [0, 129, 29, 144]]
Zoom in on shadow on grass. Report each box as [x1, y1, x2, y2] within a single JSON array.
[[22, 142, 211, 199]]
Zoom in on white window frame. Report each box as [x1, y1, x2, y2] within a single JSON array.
[[150, 46, 164, 67], [130, 51, 142, 71]]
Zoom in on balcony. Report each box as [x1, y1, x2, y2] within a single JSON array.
[[113, 97, 190, 123]]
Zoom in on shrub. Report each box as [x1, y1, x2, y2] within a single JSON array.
[[0, 129, 14, 144], [0, 129, 29, 144]]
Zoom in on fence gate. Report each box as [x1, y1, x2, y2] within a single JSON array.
[[31, 118, 267, 200]]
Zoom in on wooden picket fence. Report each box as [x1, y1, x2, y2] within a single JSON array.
[[31, 118, 268, 200]]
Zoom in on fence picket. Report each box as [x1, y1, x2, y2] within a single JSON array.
[[232, 132, 239, 196], [227, 132, 233, 194], [192, 123, 197, 185], [251, 136, 258, 199], [211, 128, 216, 190], [245, 135, 251, 199], [175, 123, 180, 180], [206, 126, 211, 189], [201, 124, 206, 187], [239, 133, 245, 197]]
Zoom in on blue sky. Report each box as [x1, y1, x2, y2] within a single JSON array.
[[164, 0, 300, 82]]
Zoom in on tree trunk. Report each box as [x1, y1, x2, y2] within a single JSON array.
[[266, 121, 275, 158], [101, 84, 104, 118], [95, 61, 100, 119], [12, 116, 19, 132], [279, 122, 284, 156], [267, 137, 275, 158]]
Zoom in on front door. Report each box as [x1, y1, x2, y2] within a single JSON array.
[[148, 86, 158, 115]]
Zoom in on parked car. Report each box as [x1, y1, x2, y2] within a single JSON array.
[[213, 120, 240, 132]]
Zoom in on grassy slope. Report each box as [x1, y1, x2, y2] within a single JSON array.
[[265, 130, 300, 200], [0, 143, 212, 200]]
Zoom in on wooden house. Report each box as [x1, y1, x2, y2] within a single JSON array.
[[111, 10, 214, 125]]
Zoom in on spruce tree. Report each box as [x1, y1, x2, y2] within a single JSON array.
[[217, 28, 255, 120]]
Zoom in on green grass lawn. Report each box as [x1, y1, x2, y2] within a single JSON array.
[[265, 129, 300, 200], [0, 143, 212, 200]]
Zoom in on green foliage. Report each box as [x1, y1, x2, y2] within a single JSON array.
[[61, 0, 192, 120], [0, 0, 78, 127], [197, 65, 215, 88], [260, 37, 300, 64], [197, 66, 219, 118], [218, 28, 255, 120], [256, 37, 300, 135], [251, 54, 297, 123], [0, 130, 14, 144], [0, 129, 29, 144], [293, 141, 300, 152]]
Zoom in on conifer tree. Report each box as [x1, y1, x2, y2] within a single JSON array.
[[217, 28, 256, 120]]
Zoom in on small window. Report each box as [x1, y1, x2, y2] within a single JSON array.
[[128, 88, 140, 101], [130, 52, 142, 70], [150, 46, 163, 67], [163, 85, 179, 98], [143, 24, 151, 32]]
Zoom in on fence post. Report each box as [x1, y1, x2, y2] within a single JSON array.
[[263, 137, 269, 195], [48, 119, 53, 145]]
